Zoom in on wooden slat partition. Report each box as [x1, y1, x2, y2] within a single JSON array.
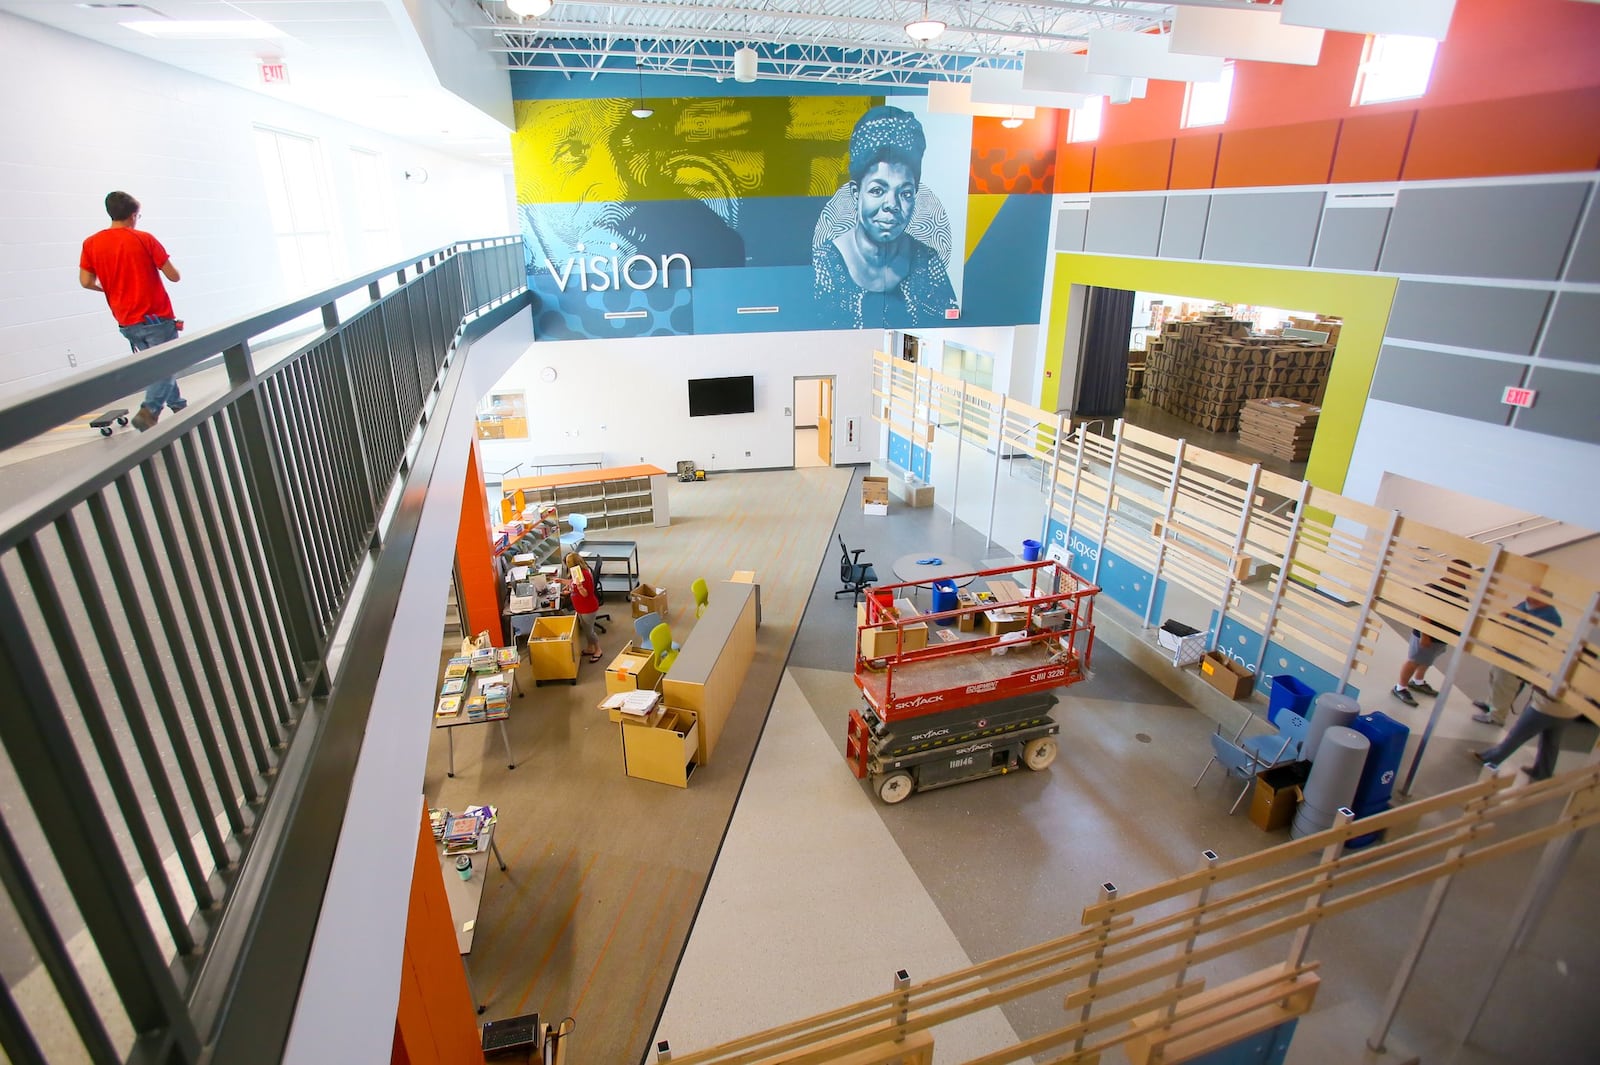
[[671, 766, 1599, 1065]]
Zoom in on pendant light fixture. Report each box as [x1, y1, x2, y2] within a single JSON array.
[[631, 56, 653, 119], [504, 0, 552, 18], [905, 1, 946, 43]]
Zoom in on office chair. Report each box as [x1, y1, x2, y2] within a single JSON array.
[[834, 534, 877, 602], [559, 512, 589, 552], [649, 622, 679, 674], [585, 554, 610, 635], [692, 577, 709, 618], [634, 612, 678, 651]]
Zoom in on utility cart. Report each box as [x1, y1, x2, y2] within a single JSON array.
[[844, 559, 1099, 803]]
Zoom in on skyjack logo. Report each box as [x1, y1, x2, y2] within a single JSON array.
[[911, 725, 952, 741], [900, 694, 948, 712], [954, 742, 994, 755]]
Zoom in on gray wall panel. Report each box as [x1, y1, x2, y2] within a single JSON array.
[[1084, 196, 1166, 257], [1379, 183, 1588, 281], [1386, 281, 1551, 355], [1157, 195, 1209, 260], [1538, 292, 1600, 365], [1055, 209, 1088, 253], [1519, 367, 1600, 443], [1201, 191, 1323, 267], [1566, 195, 1600, 283], [1311, 208, 1388, 272], [1368, 344, 1520, 423]]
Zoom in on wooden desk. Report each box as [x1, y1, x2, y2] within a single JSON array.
[[662, 580, 759, 767]]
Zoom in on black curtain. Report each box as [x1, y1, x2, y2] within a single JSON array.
[[1075, 286, 1136, 418]]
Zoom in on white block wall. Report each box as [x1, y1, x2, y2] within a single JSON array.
[[0, 11, 512, 392]]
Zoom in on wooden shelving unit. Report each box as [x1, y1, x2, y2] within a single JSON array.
[[503, 464, 671, 532]]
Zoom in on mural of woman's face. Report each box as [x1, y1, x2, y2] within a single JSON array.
[[854, 161, 917, 245]]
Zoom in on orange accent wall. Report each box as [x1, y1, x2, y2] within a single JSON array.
[[1057, 143, 1096, 194], [1042, 0, 1600, 195], [392, 810, 484, 1065], [1093, 140, 1172, 193], [1215, 120, 1340, 188], [1169, 134, 1219, 190], [456, 438, 503, 646], [1329, 111, 1414, 184], [1403, 86, 1600, 181], [970, 111, 1061, 194]]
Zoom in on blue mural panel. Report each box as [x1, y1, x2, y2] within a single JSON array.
[[962, 194, 1052, 327], [1210, 614, 1355, 700], [690, 266, 825, 333], [888, 431, 912, 472], [1187, 1018, 1297, 1065], [1046, 520, 1166, 619], [910, 443, 930, 481]]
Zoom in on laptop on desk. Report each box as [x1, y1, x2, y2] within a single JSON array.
[[482, 1012, 540, 1058]]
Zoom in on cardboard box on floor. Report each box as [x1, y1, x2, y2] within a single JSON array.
[[1199, 650, 1254, 699], [630, 583, 669, 618], [856, 598, 928, 657], [863, 476, 889, 516]]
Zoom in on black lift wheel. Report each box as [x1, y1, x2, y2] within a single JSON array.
[[1023, 737, 1058, 771], [877, 771, 914, 804]]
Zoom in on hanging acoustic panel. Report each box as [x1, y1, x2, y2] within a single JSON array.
[[1086, 30, 1226, 83], [1170, 7, 1325, 65], [927, 80, 1036, 119], [969, 67, 1087, 110], [1280, 0, 1457, 41], [1021, 51, 1148, 99]]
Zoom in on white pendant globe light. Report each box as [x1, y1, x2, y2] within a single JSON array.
[[631, 61, 653, 119], [905, 1, 945, 43], [505, 0, 552, 18], [733, 46, 758, 83]]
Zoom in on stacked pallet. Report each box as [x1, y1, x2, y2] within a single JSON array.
[[1238, 398, 1321, 462], [1143, 316, 1334, 433]]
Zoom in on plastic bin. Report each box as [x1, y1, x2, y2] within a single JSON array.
[[930, 579, 958, 624], [1268, 675, 1316, 726], [1021, 539, 1043, 562]]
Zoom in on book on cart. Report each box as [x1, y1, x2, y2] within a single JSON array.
[[436, 695, 462, 719], [470, 647, 498, 673], [440, 677, 466, 696], [495, 646, 520, 669], [478, 672, 510, 700], [465, 695, 487, 721], [428, 808, 448, 840], [445, 656, 471, 679]]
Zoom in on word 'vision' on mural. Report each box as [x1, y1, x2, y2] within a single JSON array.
[[541, 246, 694, 293]]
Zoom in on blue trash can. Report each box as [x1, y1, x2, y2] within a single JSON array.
[[930, 579, 958, 624], [1021, 539, 1043, 562], [1268, 675, 1316, 725]]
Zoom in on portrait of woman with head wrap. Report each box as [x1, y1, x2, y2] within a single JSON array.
[[812, 105, 959, 329]]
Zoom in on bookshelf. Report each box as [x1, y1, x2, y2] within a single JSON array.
[[503, 464, 671, 532]]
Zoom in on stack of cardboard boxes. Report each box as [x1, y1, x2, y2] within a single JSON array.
[[1142, 316, 1336, 434], [1238, 398, 1321, 462]]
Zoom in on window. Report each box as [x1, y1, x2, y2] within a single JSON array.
[[348, 147, 398, 270], [254, 127, 340, 293], [1067, 95, 1104, 143], [477, 391, 528, 440], [1353, 34, 1438, 105], [1181, 62, 1234, 128]]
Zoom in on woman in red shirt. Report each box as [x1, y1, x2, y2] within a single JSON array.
[[562, 552, 604, 663]]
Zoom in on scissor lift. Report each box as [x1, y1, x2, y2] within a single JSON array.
[[844, 560, 1100, 803]]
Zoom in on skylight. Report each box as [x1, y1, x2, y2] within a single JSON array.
[[1354, 34, 1439, 105]]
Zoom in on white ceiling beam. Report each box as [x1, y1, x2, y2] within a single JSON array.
[[1279, 0, 1458, 42], [1170, 7, 1324, 65]]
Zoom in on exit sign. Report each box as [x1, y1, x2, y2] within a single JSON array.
[[260, 61, 289, 85], [1501, 386, 1537, 408]]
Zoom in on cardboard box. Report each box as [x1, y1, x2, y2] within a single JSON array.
[[857, 597, 928, 657], [956, 591, 977, 632], [899, 479, 934, 508], [1248, 763, 1308, 831], [605, 643, 663, 696], [862, 476, 889, 516], [983, 609, 1026, 637], [1199, 651, 1255, 699], [630, 583, 670, 619]]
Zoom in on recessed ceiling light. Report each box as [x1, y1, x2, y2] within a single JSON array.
[[121, 19, 286, 39]]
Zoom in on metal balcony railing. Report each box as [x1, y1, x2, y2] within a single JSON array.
[[0, 237, 528, 1064]]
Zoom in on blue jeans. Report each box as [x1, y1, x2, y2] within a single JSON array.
[[118, 316, 185, 413], [1479, 702, 1569, 780]]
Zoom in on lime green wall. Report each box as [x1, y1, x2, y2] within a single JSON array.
[[1042, 254, 1398, 492]]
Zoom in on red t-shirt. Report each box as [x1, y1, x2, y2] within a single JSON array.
[[80, 227, 175, 326], [569, 565, 600, 615]]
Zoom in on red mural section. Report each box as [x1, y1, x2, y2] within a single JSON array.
[[1047, 0, 1600, 194], [969, 110, 1062, 194]]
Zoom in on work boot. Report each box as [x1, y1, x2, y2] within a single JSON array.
[[131, 406, 160, 432]]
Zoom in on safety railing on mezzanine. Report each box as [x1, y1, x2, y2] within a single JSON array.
[[0, 236, 528, 1064]]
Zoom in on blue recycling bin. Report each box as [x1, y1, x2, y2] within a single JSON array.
[[930, 579, 958, 624], [1021, 539, 1043, 562], [1349, 710, 1410, 813], [1268, 675, 1316, 725]]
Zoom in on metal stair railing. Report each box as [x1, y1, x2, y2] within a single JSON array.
[[0, 235, 526, 1065]]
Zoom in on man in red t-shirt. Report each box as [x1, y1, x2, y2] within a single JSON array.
[[80, 191, 187, 431]]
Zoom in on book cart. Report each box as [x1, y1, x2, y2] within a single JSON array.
[[436, 645, 523, 776]]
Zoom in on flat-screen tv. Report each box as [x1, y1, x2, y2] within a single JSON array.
[[687, 375, 755, 417]]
